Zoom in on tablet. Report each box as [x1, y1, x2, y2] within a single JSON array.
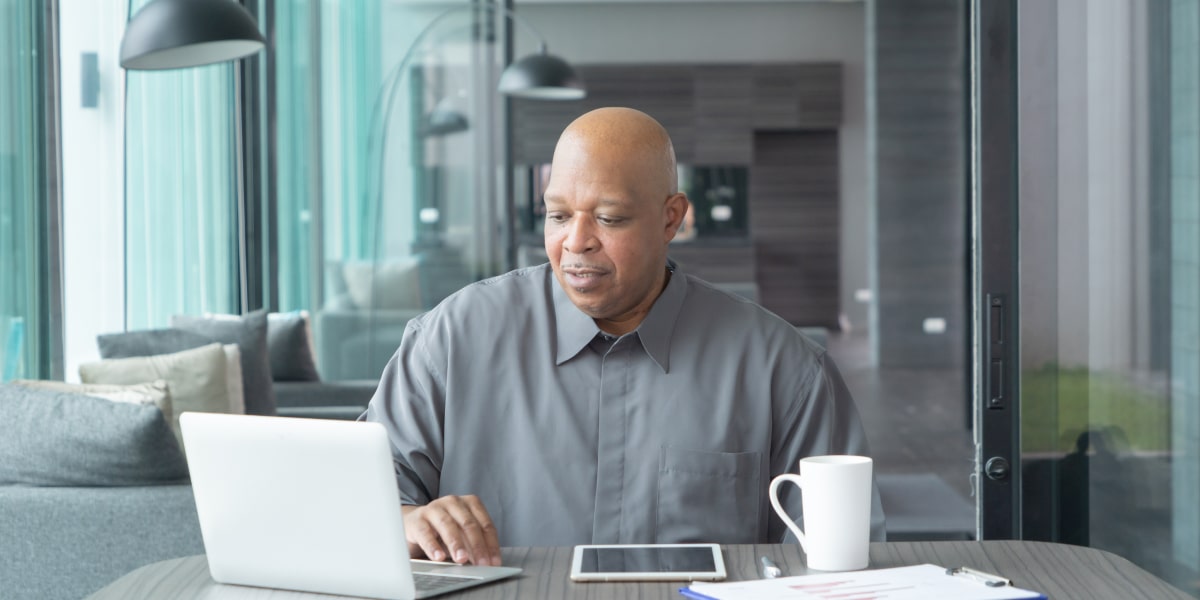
[[569, 543, 727, 582]]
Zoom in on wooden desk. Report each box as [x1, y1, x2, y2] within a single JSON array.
[[88, 541, 1192, 600]]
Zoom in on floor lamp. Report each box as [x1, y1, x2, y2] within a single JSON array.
[[119, 0, 267, 316]]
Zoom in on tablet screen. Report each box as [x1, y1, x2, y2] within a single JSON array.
[[577, 546, 718, 573]]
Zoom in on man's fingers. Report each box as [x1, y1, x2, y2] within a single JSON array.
[[404, 496, 501, 566], [462, 496, 502, 566], [441, 496, 500, 566], [426, 504, 474, 564], [403, 511, 450, 562]]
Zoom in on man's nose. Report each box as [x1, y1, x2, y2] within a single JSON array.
[[562, 217, 598, 254]]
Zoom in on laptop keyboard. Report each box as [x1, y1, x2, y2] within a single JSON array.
[[413, 571, 480, 593]]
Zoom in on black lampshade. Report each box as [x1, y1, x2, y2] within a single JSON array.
[[498, 51, 586, 100], [421, 107, 470, 137], [120, 0, 266, 70]]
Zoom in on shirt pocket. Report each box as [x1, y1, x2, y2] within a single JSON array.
[[655, 445, 762, 543]]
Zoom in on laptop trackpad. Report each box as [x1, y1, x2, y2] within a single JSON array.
[[410, 560, 487, 579]]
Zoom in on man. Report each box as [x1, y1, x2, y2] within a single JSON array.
[[364, 107, 884, 567]]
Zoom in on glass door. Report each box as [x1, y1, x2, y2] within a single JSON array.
[[978, 0, 1200, 595]]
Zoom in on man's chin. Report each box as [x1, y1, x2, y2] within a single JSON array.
[[564, 290, 609, 316]]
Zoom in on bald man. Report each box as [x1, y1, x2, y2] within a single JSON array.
[[364, 107, 885, 567]]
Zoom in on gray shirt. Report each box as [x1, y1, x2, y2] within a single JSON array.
[[365, 263, 886, 546]]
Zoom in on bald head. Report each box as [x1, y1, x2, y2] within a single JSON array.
[[553, 107, 679, 196]]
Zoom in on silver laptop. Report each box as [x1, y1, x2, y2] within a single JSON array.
[[180, 412, 521, 599]]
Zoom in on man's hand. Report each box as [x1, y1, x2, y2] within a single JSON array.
[[401, 496, 501, 566]]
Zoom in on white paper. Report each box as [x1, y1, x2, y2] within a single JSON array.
[[685, 564, 1043, 600]]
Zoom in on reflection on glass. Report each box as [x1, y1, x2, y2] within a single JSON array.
[[677, 165, 749, 239], [1017, 3, 1198, 594]]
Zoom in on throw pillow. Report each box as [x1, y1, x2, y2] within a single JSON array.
[[171, 310, 276, 416], [11, 379, 174, 432], [0, 384, 188, 486], [266, 311, 320, 382], [80, 343, 230, 440], [96, 328, 243, 414], [343, 258, 422, 311], [221, 344, 246, 414], [97, 327, 216, 359]]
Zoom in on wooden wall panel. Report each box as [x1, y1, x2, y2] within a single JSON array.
[[667, 243, 756, 284], [511, 63, 841, 165], [873, 0, 966, 368], [694, 66, 754, 164], [752, 131, 840, 328]]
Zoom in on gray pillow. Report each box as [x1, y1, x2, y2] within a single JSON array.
[[267, 311, 320, 382], [97, 328, 215, 359], [0, 384, 188, 486], [171, 310, 277, 416]]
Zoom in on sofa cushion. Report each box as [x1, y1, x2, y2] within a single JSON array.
[[80, 343, 231, 440], [267, 311, 320, 382], [343, 258, 422, 311], [11, 379, 174, 430], [171, 310, 277, 416], [0, 384, 188, 486], [274, 380, 376, 410]]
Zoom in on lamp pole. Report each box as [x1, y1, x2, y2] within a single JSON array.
[[502, 0, 516, 271]]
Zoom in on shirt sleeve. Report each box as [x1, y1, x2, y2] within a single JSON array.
[[770, 349, 888, 542], [362, 318, 446, 506]]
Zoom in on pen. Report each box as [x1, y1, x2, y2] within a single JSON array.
[[759, 556, 783, 579]]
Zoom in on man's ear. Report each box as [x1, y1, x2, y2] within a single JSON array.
[[663, 193, 690, 240]]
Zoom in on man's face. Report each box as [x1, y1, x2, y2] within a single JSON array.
[[543, 137, 686, 335]]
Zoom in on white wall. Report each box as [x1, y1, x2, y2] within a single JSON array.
[[59, 0, 127, 381], [513, 1, 870, 329]]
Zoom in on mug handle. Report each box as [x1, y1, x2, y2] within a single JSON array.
[[769, 473, 808, 553]]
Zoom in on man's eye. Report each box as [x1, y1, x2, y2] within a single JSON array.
[[546, 213, 568, 224], [597, 216, 623, 226]]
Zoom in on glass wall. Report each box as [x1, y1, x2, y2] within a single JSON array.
[[0, 0, 57, 381], [1017, 1, 1199, 594], [271, 0, 506, 381], [510, 0, 975, 542], [123, 0, 241, 328]]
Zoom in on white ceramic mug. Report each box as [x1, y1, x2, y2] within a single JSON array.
[[768, 455, 872, 571]]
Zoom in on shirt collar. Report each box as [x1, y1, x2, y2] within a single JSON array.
[[552, 261, 686, 374], [634, 262, 685, 373], [553, 271, 603, 365]]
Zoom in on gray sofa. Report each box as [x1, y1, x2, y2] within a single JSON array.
[[312, 296, 422, 382], [0, 379, 377, 600], [274, 379, 376, 420], [0, 485, 202, 600], [313, 246, 474, 382]]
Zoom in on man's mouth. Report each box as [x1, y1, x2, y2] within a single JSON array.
[[561, 265, 608, 289]]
